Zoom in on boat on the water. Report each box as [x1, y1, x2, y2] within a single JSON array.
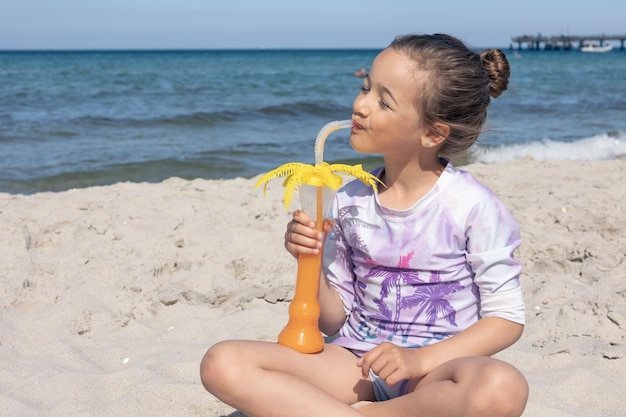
[[581, 43, 613, 53]]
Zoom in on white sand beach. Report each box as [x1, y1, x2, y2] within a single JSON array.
[[1, 158, 624, 417]]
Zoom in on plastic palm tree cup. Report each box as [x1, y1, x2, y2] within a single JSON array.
[[277, 183, 336, 353], [256, 120, 382, 354]]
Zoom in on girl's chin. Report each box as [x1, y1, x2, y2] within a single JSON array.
[[349, 138, 369, 154]]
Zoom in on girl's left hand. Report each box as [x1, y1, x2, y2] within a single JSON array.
[[356, 342, 424, 386]]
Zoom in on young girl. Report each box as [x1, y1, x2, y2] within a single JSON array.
[[201, 33, 529, 417]]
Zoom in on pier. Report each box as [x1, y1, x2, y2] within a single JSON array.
[[511, 34, 626, 51]]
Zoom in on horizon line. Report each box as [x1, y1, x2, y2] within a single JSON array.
[[0, 45, 510, 53]]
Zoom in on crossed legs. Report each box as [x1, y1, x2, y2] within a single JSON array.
[[200, 341, 528, 417]]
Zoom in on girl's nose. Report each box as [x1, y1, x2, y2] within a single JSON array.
[[353, 94, 367, 117]]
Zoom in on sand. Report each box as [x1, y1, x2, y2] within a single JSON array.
[[1, 158, 624, 417]]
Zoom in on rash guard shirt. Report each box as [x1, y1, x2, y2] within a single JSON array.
[[323, 161, 525, 355]]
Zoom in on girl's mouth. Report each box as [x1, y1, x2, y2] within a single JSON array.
[[351, 119, 363, 130]]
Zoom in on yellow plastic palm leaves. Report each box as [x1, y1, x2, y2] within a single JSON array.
[[255, 161, 382, 209]]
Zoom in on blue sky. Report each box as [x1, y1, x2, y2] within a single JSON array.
[[1, 0, 625, 50]]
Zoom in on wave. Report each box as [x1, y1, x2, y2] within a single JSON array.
[[257, 101, 348, 118], [74, 111, 239, 128], [0, 157, 241, 195], [66, 100, 349, 129], [477, 131, 626, 163]]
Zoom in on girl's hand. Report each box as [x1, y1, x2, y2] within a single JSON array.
[[356, 342, 425, 386], [284, 210, 324, 259], [285, 210, 323, 259]]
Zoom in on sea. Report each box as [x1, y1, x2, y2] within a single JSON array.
[[1, 48, 624, 194]]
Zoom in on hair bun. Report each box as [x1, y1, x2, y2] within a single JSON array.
[[480, 49, 510, 98]]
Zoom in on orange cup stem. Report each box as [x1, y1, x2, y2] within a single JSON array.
[[277, 186, 325, 353]]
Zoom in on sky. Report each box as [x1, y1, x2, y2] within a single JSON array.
[[1, 0, 625, 50]]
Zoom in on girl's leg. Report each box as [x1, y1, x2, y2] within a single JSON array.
[[359, 356, 528, 417], [200, 340, 375, 417]]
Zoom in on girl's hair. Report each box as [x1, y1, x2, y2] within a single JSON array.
[[389, 33, 510, 159]]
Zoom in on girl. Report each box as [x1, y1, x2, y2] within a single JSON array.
[[201, 33, 529, 417]]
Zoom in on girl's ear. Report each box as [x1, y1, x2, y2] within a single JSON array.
[[422, 123, 450, 148]]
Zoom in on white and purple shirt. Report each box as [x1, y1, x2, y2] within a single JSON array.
[[323, 161, 525, 355]]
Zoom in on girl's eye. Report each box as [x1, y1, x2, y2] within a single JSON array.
[[360, 84, 389, 109]]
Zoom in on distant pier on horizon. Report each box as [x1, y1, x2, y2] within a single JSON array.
[[511, 34, 626, 51]]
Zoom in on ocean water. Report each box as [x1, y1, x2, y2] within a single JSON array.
[[0, 48, 624, 194]]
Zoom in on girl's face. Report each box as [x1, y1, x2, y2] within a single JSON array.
[[350, 48, 426, 158]]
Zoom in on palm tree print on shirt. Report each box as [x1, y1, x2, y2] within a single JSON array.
[[364, 259, 464, 343], [364, 252, 424, 341], [401, 270, 464, 335], [330, 205, 380, 274]]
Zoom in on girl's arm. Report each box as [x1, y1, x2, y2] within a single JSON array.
[[317, 271, 347, 335], [358, 317, 523, 385], [413, 316, 523, 372]]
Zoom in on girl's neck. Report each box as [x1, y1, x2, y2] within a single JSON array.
[[377, 158, 445, 210]]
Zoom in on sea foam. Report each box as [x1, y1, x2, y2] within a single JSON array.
[[478, 131, 626, 163]]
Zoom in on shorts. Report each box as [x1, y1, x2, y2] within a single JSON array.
[[369, 369, 411, 401]]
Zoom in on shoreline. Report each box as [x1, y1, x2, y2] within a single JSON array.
[[1, 158, 624, 416], [2, 134, 625, 196]]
